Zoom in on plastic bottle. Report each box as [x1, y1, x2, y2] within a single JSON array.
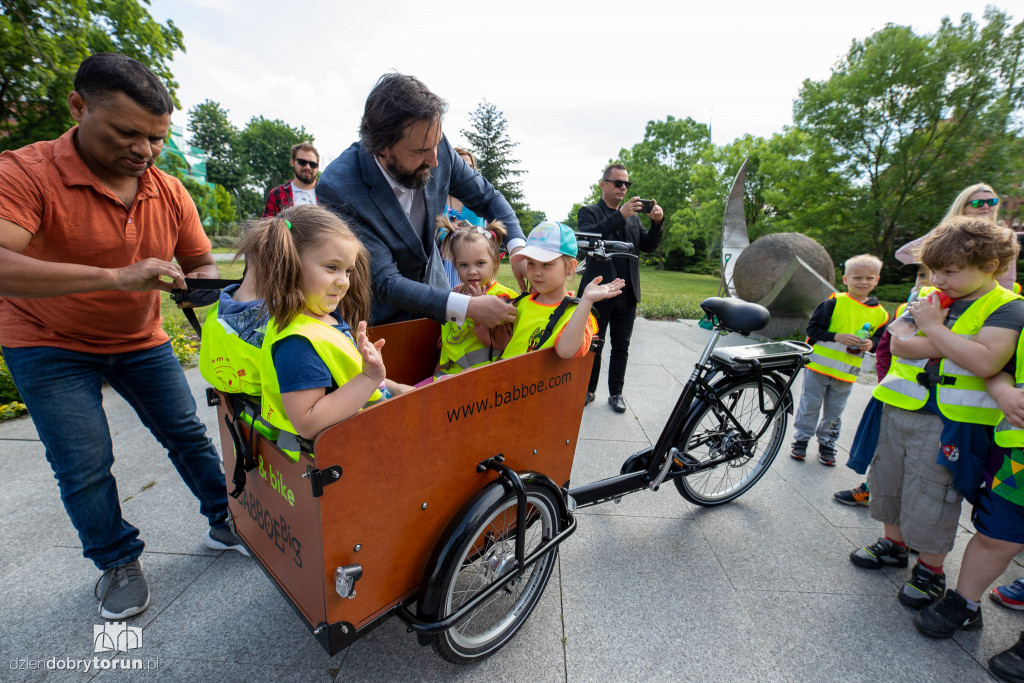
[[846, 323, 872, 354], [887, 291, 955, 341]]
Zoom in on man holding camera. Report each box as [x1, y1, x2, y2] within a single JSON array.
[[577, 163, 664, 413]]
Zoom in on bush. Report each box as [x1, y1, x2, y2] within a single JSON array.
[[0, 355, 26, 421], [872, 282, 913, 303], [638, 300, 705, 320]]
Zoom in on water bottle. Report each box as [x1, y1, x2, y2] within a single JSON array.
[[846, 323, 872, 354], [888, 291, 954, 341]]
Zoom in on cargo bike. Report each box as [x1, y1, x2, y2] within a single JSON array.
[[189, 235, 812, 664]]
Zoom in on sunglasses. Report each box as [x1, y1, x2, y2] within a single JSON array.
[[604, 179, 632, 189], [295, 158, 319, 169], [969, 198, 998, 208]]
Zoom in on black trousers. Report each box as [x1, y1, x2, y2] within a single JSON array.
[[588, 292, 637, 395]]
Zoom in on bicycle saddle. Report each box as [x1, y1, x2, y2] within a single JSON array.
[[700, 297, 770, 334]]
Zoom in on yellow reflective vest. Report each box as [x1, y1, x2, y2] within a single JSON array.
[[806, 293, 888, 383], [500, 293, 595, 359], [873, 285, 1022, 425], [260, 314, 384, 460], [199, 302, 264, 395], [437, 281, 519, 377]]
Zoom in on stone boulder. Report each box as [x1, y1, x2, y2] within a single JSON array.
[[733, 232, 835, 305]]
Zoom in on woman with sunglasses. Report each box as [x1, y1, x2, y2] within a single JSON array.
[[896, 183, 1017, 289]]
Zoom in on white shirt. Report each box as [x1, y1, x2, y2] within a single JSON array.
[[373, 156, 469, 324], [290, 183, 317, 206]]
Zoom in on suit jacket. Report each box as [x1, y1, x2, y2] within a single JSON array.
[[576, 201, 663, 302], [316, 135, 523, 325]]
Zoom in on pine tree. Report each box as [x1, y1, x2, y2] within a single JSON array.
[[460, 100, 526, 207]]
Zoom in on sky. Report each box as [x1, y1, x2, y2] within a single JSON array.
[[148, 0, 1011, 222]]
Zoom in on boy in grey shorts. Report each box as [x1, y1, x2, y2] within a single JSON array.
[[850, 216, 1024, 613]]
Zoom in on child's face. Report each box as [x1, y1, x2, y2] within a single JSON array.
[[453, 239, 497, 290], [842, 263, 880, 298], [914, 265, 932, 290], [525, 255, 573, 295], [300, 236, 359, 317], [928, 261, 997, 301]]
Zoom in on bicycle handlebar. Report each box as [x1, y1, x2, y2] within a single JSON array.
[[575, 232, 637, 261]]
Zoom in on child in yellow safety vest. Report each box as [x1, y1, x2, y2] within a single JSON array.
[[849, 216, 1024, 620], [791, 254, 887, 466], [432, 216, 518, 379], [501, 221, 624, 360], [241, 205, 412, 457]]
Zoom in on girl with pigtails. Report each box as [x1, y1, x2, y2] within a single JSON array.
[[432, 215, 519, 379], [239, 205, 411, 448]]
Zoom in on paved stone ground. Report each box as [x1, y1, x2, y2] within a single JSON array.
[[2, 318, 1021, 681]]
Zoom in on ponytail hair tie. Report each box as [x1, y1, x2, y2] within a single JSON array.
[[284, 220, 293, 231], [437, 225, 451, 243], [489, 230, 498, 242]]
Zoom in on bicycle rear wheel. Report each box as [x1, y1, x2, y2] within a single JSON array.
[[674, 378, 787, 506]]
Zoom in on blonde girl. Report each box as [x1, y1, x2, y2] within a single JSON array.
[[243, 205, 408, 444], [433, 216, 518, 378]]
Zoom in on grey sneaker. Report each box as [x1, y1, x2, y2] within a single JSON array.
[[899, 562, 946, 609], [206, 524, 250, 556], [95, 559, 150, 620], [850, 537, 909, 569]]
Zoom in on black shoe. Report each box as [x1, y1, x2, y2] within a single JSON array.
[[990, 631, 1024, 682], [791, 440, 808, 461], [608, 394, 626, 413], [850, 537, 909, 569], [585, 391, 595, 406], [899, 562, 946, 609], [818, 451, 837, 466], [914, 589, 983, 639]]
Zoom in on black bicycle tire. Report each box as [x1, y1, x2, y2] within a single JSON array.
[[429, 484, 561, 664], [673, 377, 787, 506]]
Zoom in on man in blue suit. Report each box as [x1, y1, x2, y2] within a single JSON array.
[[317, 73, 525, 326]]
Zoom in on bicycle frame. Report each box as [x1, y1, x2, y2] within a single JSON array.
[[567, 296, 807, 509]]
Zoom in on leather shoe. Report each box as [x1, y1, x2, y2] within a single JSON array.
[[585, 391, 595, 406], [608, 394, 626, 413]]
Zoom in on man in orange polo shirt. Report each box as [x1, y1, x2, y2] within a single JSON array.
[[0, 54, 247, 621]]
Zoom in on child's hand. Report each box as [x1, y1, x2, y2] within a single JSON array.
[[908, 293, 948, 330], [356, 321, 386, 383], [582, 276, 625, 303], [997, 387, 1024, 429], [834, 333, 861, 346]]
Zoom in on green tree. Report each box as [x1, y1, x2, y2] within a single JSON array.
[[461, 100, 526, 206], [792, 8, 1024, 261], [156, 149, 237, 235], [0, 1, 184, 150], [187, 100, 247, 190], [236, 115, 312, 199]]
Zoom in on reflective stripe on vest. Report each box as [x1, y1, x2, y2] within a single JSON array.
[[806, 293, 887, 383], [259, 314, 384, 460], [199, 301, 263, 395], [874, 285, 1022, 424], [437, 281, 518, 377]]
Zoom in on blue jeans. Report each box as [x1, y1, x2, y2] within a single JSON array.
[[2, 342, 229, 570]]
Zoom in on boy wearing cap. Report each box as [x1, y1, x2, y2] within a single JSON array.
[[501, 221, 625, 360]]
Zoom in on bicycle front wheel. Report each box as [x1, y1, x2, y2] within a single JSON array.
[[673, 378, 787, 506], [430, 484, 560, 664]]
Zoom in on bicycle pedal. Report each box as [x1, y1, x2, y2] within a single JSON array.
[[670, 447, 701, 468]]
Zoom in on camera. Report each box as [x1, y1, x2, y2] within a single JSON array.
[[637, 199, 655, 214]]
